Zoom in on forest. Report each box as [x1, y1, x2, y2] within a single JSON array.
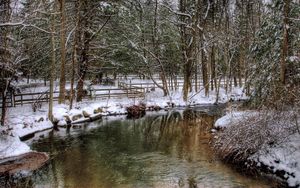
[[0, 0, 300, 187]]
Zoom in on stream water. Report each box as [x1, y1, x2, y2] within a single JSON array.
[[6, 107, 278, 187]]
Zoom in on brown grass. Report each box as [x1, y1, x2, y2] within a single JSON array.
[[213, 110, 299, 162]]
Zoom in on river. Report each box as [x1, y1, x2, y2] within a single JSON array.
[[6, 108, 278, 187]]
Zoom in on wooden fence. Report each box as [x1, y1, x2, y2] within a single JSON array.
[[1, 78, 245, 108], [117, 79, 240, 91], [1, 87, 145, 108]]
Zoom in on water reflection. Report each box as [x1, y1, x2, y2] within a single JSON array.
[[3, 109, 275, 187]]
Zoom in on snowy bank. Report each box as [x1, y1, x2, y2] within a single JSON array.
[[2, 81, 248, 159], [214, 111, 257, 128], [214, 110, 300, 187], [144, 87, 248, 107], [250, 133, 300, 187], [0, 133, 30, 159]]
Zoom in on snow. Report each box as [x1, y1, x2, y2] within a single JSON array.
[[0, 132, 30, 159], [250, 133, 300, 187], [289, 56, 299, 62], [143, 86, 247, 108], [6, 78, 299, 186], [12, 119, 52, 138], [214, 111, 257, 128], [215, 111, 300, 187], [7, 105, 53, 138], [52, 104, 68, 120], [1, 78, 248, 160]]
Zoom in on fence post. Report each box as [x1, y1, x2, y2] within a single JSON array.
[[21, 94, 23, 106], [12, 92, 15, 107]]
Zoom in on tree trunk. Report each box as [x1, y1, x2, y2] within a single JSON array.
[[0, 0, 11, 126], [1, 91, 7, 126], [281, 0, 290, 85], [210, 1, 217, 91], [48, 6, 56, 122], [195, 64, 198, 92], [215, 76, 222, 104], [76, 0, 90, 102], [69, 0, 80, 109], [183, 59, 193, 101], [201, 42, 209, 96], [76, 33, 90, 102], [210, 45, 216, 91], [153, 0, 169, 96], [180, 0, 197, 101], [58, 0, 66, 104]]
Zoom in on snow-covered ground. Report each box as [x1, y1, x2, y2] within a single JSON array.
[[0, 132, 30, 159], [1, 79, 247, 159], [145, 86, 247, 107], [214, 111, 300, 187], [214, 111, 257, 129], [250, 134, 300, 187]]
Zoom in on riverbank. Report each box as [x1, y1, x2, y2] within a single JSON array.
[[213, 110, 300, 187], [1, 85, 246, 158], [7, 109, 276, 187]]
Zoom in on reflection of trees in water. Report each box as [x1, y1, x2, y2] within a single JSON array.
[[0, 174, 33, 187], [142, 110, 216, 161], [2, 111, 218, 187], [142, 111, 182, 150]]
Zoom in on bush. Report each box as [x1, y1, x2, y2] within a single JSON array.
[[213, 110, 299, 162]]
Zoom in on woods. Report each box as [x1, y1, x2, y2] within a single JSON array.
[[1, 1, 300, 187], [0, 0, 299, 123]]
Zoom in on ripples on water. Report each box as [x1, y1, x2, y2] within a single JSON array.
[[3, 108, 276, 187]]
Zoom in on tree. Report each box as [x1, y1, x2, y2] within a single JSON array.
[[280, 0, 290, 85], [0, 0, 11, 126], [58, 0, 67, 104], [49, 1, 57, 121], [249, 0, 300, 106], [178, 0, 197, 101], [76, 1, 117, 102]]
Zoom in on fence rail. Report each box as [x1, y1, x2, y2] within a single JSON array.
[[1, 87, 145, 108], [1, 78, 245, 108], [118, 79, 241, 91]]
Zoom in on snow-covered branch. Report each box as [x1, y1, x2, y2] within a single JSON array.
[[0, 22, 53, 34]]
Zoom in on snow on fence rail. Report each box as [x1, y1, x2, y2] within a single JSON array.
[[118, 79, 241, 91]]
